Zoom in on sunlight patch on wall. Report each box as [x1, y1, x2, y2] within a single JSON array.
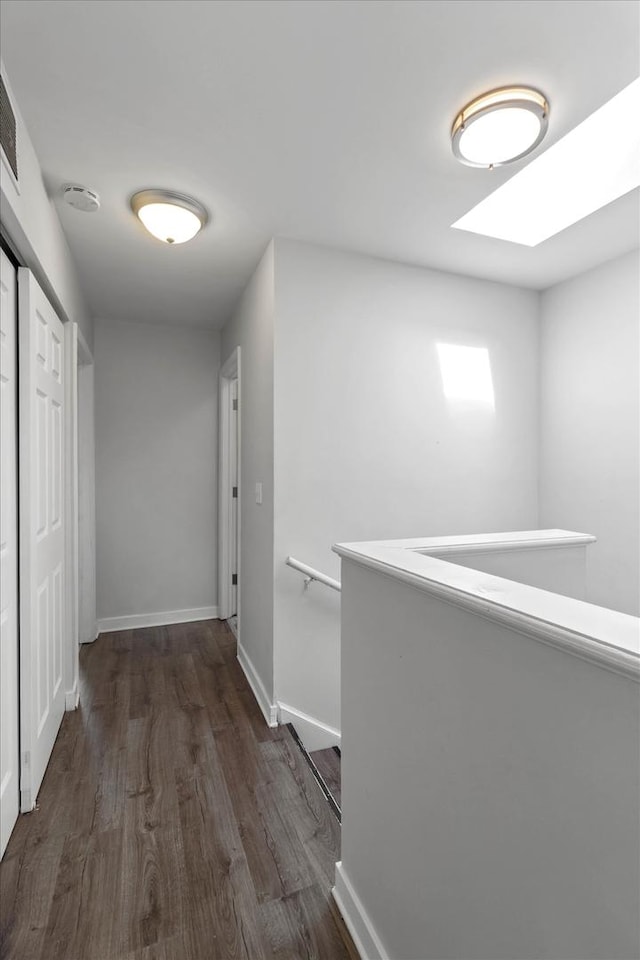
[[437, 343, 495, 408]]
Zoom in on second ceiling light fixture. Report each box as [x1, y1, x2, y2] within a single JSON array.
[[131, 189, 208, 244]]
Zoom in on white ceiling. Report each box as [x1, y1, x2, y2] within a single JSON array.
[[2, 0, 639, 329]]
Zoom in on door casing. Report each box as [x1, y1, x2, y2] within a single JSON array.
[[218, 347, 241, 627], [18, 267, 78, 812], [0, 247, 20, 855], [77, 332, 96, 646]]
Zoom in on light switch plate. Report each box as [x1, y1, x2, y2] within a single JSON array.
[[255, 482, 263, 505]]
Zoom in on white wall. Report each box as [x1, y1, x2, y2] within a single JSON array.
[[338, 555, 640, 960], [273, 239, 540, 736], [95, 318, 219, 624], [0, 63, 92, 350], [539, 251, 640, 616], [220, 243, 275, 699]]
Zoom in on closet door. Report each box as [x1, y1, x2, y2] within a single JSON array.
[[18, 269, 66, 812], [0, 249, 19, 855]]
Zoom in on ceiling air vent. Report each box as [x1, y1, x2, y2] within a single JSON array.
[[0, 76, 18, 181]]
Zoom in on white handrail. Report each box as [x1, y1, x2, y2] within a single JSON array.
[[286, 556, 342, 592]]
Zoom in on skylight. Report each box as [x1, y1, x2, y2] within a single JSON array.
[[451, 77, 640, 246], [437, 344, 495, 408]]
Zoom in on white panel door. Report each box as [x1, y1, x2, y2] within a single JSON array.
[[18, 269, 66, 812], [0, 249, 19, 855]]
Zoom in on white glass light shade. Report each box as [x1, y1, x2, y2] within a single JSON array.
[[452, 87, 549, 168], [130, 190, 208, 244]]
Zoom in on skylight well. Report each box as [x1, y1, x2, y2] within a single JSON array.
[[452, 77, 640, 246]]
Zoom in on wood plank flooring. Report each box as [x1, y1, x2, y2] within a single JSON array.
[[308, 749, 341, 811], [0, 621, 354, 960]]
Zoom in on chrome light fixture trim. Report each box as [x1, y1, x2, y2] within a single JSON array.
[[451, 86, 549, 168], [130, 189, 209, 244]]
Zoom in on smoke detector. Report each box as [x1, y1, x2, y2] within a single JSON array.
[[63, 184, 100, 212]]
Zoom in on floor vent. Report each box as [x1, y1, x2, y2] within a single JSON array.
[[286, 723, 342, 823]]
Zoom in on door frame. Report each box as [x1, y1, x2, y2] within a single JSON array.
[[17, 270, 79, 813], [64, 319, 79, 710], [218, 347, 241, 627], [0, 244, 20, 855], [76, 332, 96, 646]]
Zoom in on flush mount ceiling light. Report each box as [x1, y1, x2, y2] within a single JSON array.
[[451, 86, 549, 168], [452, 77, 640, 246], [130, 189, 208, 244]]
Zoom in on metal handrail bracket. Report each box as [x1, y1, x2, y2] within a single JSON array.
[[285, 556, 342, 592]]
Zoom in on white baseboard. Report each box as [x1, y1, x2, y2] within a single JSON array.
[[65, 680, 79, 711], [237, 642, 278, 727], [333, 861, 388, 960], [79, 620, 98, 644], [97, 606, 219, 634], [277, 701, 341, 752]]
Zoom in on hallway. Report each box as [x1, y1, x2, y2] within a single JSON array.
[[0, 622, 352, 960]]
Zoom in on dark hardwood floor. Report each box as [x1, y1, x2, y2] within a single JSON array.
[[308, 749, 341, 811], [0, 621, 356, 960]]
